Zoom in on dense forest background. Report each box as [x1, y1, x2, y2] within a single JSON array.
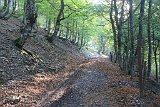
[[0, 0, 160, 103]]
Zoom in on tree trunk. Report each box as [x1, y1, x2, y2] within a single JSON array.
[[138, 0, 145, 98], [0, 0, 9, 19], [124, 34, 129, 72], [159, 43, 160, 76], [48, 0, 64, 42], [15, 0, 37, 49], [126, 20, 130, 72], [110, 0, 117, 63], [113, 0, 125, 65], [47, 17, 51, 35], [129, 0, 135, 79], [143, 61, 147, 80], [77, 28, 80, 45], [154, 46, 158, 82], [71, 20, 75, 43], [65, 21, 69, 39], [80, 35, 84, 49], [3, 0, 17, 20], [147, 0, 152, 79], [74, 20, 78, 43]]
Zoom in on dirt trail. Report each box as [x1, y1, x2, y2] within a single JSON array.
[[41, 57, 114, 107], [50, 69, 109, 107], [41, 56, 155, 107]]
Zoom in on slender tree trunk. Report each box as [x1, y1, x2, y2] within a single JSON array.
[[0, 0, 9, 19], [147, 0, 152, 79], [23, 1, 26, 24], [159, 42, 160, 76], [77, 28, 80, 45], [143, 61, 147, 80], [80, 35, 84, 49], [113, 0, 119, 63], [48, 0, 64, 42], [4, 0, 17, 20], [74, 20, 78, 43], [110, 0, 117, 63], [127, 20, 130, 72], [72, 20, 75, 43], [118, 0, 125, 65], [153, 31, 159, 82], [65, 21, 69, 39], [113, 0, 125, 65], [124, 34, 129, 72], [47, 17, 51, 35], [138, 0, 145, 98], [69, 29, 72, 41], [3, 0, 8, 10], [129, 0, 134, 78], [154, 46, 158, 82]]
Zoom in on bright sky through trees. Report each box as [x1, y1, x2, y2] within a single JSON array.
[[91, 0, 102, 4]]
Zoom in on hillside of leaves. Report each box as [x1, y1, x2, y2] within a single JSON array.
[[0, 17, 85, 105]]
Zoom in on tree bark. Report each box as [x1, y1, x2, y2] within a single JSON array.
[[113, 0, 125, 65], [46, 16, 51, 34], [72, 20, 75, 43], [110, 0, 117, 63], [65, 21, 69, 39], [138, 0, 145, 98], [159, 42, 160, 76], [15, 0, 37, 49], [48, 0, 64, 42], [77, 28, 80, 45], [129, 0, 134, 78], [147, 0, 152, 79], [154, 45, 158, 82], [0, 0, 10, 19]]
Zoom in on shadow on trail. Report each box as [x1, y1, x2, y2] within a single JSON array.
[[50, 69, 110, 107]]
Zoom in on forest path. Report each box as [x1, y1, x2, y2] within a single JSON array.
[[47, 57, 113, 107], [50, 69, 109, 107]]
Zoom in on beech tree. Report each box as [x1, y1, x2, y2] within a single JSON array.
[[0, 0, 16, 19], [138, 0, 145, 97], [110, 0, 117, 63], [15, 0, 37, 49], [47, 0, 76, 42], [129, 0, 134, 78], [147, 0, 152, 79]]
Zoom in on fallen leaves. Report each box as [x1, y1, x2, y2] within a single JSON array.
[[79, 58, 120, 72]]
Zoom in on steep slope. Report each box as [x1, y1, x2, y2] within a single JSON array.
[[0, 18, 85, 106], [0, 18, 84, 83]]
